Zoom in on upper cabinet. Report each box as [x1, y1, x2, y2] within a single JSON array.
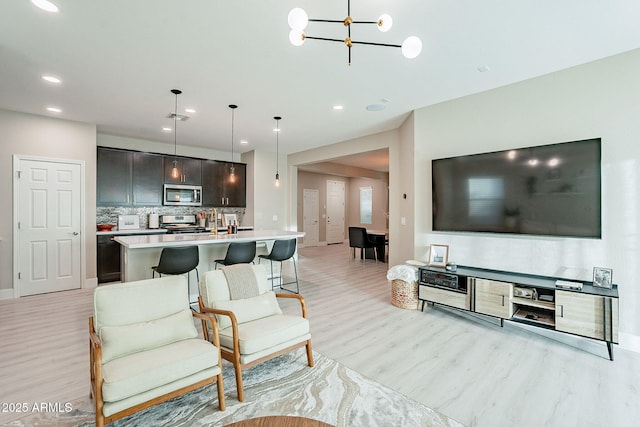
[[132, 152, 164, 205], [202, 160, 246, 207], [163, 156, 202, 185], [97, 148, 132, 206], [98, 147, 244, 207], [97, 147, 164, 206]]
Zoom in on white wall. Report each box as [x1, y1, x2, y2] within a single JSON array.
[[413, 49, 640, 348], [0, 109, 97, 294], [242, 149, 287, 230]]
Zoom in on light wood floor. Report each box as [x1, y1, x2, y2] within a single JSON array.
[[1, 243, 639, 426]]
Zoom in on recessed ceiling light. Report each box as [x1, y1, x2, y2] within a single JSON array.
[[42, 75, 62, 84], [31, 0, 59, 13], [46, 106, 62, 113], [185, 108, 196, 114], [477, 65, 491, 73], [333, 105, 343, 110], [240, 139, 248, 145], [162, 127, 172, 132]]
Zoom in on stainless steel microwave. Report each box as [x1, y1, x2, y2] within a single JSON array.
[[163, 184, 202, 206]]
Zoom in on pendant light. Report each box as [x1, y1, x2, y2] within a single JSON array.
[[170, 89, 182, 179], [228, 104, 238, 183], [274, 116, 281, 187]]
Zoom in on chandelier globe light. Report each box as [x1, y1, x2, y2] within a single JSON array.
[[287, 1, 421, 64]]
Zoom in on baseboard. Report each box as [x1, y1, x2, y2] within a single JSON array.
[[83, 277, 98, 289], [619, 332, 640, 353], [0, 288, 15, 300]]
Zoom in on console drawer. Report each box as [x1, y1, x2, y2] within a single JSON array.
[[419, 285, 470, 310]]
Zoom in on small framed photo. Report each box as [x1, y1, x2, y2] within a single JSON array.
[[428, 244, 449, 268], [222, 213, 237, 227], [593, 267, 613, 289]]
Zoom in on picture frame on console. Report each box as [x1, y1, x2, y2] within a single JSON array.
[[428, 244, 449, 268], [593, 267, 613, 289]]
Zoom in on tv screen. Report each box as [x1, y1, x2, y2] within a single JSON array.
[[432, 138, 601, 238]]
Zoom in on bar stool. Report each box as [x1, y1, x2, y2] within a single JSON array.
[[213, 241, 256, 269], [258, 238, 299, 293], [151, 246, 199, 303]]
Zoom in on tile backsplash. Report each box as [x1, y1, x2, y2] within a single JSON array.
[[96, 206, 246, 230]]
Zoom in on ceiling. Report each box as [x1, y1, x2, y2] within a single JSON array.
[[2, 1, 640, 161]]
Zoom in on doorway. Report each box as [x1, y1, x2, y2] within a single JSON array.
[[326, 180, 345, 244], [303, 189, 319, 247], [14, 156, 84, 296]]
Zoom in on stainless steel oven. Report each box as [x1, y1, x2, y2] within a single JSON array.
[[163, 184, 202, 206]]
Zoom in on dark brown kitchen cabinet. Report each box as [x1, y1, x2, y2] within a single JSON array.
[[202, 160, 246, 207], [97, 234, 121, 283], [132, 152, 163, 205], [163, 156, 202, 185], [97, 148, 132, 206], [97, 147, 163, 206]]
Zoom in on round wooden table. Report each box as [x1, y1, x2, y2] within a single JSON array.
[[225, 415, 333, 427]]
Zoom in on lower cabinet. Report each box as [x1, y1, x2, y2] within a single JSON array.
[[472, 278, 514, 319], [97, 235, 121, 283], [555, 290, 619, 343]]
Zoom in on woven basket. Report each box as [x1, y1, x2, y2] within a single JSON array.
[[391, 279, 419, 310]]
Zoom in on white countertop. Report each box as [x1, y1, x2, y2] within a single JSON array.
[[114, 230, 304, 249], [96, 229, 168, 236]]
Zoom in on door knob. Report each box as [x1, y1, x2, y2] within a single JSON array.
[[71, 232, 79, 236]]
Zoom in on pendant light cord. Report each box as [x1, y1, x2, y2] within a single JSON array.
[[173, 93, 178, 160]]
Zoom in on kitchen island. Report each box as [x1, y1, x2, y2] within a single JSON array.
[[113, 230, 305, 299]]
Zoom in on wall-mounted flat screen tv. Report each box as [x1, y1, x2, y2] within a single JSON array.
[[432, 138, 601, 238]]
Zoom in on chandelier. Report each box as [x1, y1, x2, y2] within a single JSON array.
[[287, 1, 422, 65]]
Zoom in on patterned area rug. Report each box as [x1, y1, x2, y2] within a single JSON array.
[[8, 349, 463, 427]]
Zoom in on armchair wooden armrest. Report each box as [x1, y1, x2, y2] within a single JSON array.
[[198, 297, 240, 353], [191, 311, 222, 348], [276, 293, 308, 318], [88, 317, 105, 420]]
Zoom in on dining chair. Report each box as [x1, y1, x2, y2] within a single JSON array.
[[348, 226, 377, 261]]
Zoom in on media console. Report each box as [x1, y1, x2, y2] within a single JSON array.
[[418, 265, 619, 360]]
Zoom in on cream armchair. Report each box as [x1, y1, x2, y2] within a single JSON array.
[[89, 276, 225, 427], [198, 264, 314, 402]]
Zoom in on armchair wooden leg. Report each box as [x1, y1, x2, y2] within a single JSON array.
[[216, 372, 226, 411], [234, 363, 245, 402], [306, 340, 314, 367]]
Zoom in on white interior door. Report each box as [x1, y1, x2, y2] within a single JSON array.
[[326, 180, 345, 244], [16, 158, 83, 296], [303, 189, 319, 247]]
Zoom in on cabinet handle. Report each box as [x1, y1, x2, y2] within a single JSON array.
[[558, 305, 564, 318], [501, 295, 505, 306], [226, 197, 229, 205]]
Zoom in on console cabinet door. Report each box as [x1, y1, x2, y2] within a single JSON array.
[[555, 290, 619, 343], [474, 278, 514, 319]]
